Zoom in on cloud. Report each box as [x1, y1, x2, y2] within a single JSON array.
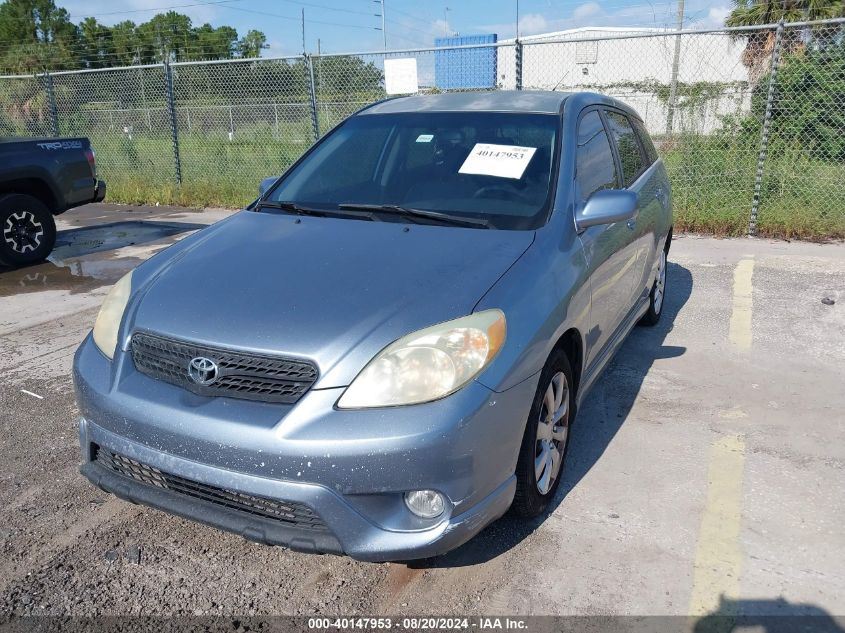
[[518, 13, 548, 36], [694, 5, 732, 29], [477, 1, 676, 39], [573, 3, 601, 20]]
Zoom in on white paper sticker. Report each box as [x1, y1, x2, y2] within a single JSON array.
[[458, 143, 537, 179], [384, 58, 419, 95], [416, 134, 434, 143]]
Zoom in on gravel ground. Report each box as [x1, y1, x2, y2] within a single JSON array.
[[0, 204, 843, 623]]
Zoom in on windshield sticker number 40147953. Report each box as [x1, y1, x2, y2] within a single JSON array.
[[458, 143, 537, 180]]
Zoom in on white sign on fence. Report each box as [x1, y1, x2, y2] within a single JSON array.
[[384, 58, 419, 95]]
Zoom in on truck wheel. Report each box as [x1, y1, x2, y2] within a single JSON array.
[[0, 194, 57, 267]]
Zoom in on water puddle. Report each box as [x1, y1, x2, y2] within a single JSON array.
[[0, 220, 205, 298]]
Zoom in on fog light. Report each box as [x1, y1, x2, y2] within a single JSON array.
[[404, 490, 445, 519]]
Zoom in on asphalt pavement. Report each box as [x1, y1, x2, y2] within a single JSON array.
[[0, 204, 842, 625]]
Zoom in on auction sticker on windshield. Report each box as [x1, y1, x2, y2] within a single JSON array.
[[458, 143, 537, 179]]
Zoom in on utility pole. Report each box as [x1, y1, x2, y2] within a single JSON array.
[[665, 0, 685, 135], [381, 0, 386, 50], [374, 0, 386, 49], [301, 8, 306, 53], [516, 0, 520, 40], [317, 38, 322, 105]]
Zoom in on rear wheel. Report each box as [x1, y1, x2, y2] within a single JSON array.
[[511, 349, 574, 518], [0, 194, 56, 267], [639, 248, 667, 327]]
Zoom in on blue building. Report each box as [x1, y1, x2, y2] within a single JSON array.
[[434, 34, 498, 90]]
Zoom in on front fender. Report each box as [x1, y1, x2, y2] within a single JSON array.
[[473, 217, 590, 393]]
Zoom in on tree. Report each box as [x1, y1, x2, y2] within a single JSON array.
[[746, 41, 845, 162], [726, 0, 845, 81], [315, 56, 384, 99], [110, 20, 140, 66], [79, 17, 111, 68], [193, 23, 238, 60], [0, 1, 269, 72], [0, 0, 78, 71], [138, 11, 193, 63], [237, 30, 268, 59]]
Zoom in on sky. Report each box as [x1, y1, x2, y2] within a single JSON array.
[[57, 0, 734, 57]]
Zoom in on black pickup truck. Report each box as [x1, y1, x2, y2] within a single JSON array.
[[0, 137, 106, 267]]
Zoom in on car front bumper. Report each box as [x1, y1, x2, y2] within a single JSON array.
[[74, 333, 537, 561]]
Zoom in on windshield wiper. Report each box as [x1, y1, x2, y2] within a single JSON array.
[[255, 200, 382, 222], [337, 203, 490, 229], [254, 200, 327, 216]]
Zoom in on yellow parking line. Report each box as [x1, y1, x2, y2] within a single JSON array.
[[688, 433, 746, 616], [728, 257, 755, 351]]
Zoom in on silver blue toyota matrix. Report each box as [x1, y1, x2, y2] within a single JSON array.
[[74, 91, 672, 561]]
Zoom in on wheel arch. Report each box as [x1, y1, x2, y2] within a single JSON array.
[[0, 178, 60, 213], [550, 327, 584, 399]]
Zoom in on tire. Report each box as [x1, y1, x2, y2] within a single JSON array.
[[511, 348, 575, 518], [638, 247, 667, 327], [0, 194, 57, 267]]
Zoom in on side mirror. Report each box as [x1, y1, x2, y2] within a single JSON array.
[[575, 189, 638, 230], [258, 176, 279, 197]]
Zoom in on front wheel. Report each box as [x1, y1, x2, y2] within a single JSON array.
[[639, 248, 667, 327], [0, 194, 56, 267], [511, 349, 574, 518]]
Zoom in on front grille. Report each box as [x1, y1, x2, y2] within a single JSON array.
[[130, 331, 318, 404], [94, 445, 328, 531]]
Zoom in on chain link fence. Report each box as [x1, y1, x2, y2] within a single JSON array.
[[1, 19, 844, 238]]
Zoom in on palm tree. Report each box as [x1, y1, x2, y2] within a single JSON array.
[[726, 0, 845, 81]]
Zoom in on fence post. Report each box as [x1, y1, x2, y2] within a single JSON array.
[[43, 72, 59, 137], [514, 40, 523, 91], [163, 62, 182, 185], [749, 20, 784, 236], [305, 54, 320, 141], [664, 0, 684, 135]]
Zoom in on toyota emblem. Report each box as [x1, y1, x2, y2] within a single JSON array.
[[188, 356, 218, 386]]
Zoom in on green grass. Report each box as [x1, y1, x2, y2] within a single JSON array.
[[664, 136, 845, 240], [95, 129, 845, 240], [97, 126, 312, 208]]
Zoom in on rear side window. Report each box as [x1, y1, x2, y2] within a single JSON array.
[[605, 111, 645, 187], [631, 117, 658, 165], [575, 110, 618, 203]]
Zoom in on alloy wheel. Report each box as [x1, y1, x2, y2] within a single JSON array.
[[534, 371, 569, 495], [3, 211, 43, 254], [654, 250, 666, 314]]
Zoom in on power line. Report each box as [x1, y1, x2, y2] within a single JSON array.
[[218, 5, 381, 31], [384, 16, 435, 38], [270, 0, 375, 18], [69, 0, 243, 20], [387, 4, 436, 27], [0, 37, 277, 68], [0, 1, 386, 61]]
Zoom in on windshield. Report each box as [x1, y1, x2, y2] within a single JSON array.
[[265, 111, 559, 230]]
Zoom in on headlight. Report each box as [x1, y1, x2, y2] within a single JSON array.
[[92, 270, 133, 359], [337, 309, 506, 408]]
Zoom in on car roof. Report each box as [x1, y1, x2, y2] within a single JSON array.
[[358, 90, 640, 118]]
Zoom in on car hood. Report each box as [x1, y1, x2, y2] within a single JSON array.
[[130, 211, 534, 389]]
